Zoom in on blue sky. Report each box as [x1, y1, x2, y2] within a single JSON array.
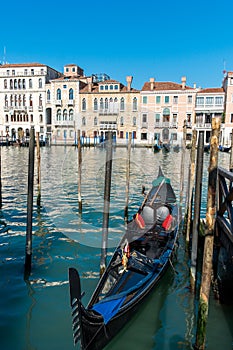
[[1, 0, 233, 90]]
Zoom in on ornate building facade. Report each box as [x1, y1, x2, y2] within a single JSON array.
[[0, 61, 232, 146]]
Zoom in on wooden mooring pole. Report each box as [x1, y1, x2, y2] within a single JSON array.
[[124, 132, 132, 223], [186, 129, 197, 243], [179, 120, 187, 212], [77, 130, 82, 213], [24, 126, 35, 279], [36, 132, 41, 207], [190, 131, 204, 291], [100, 132, 113, 276], [195, 117, 221, 350], [229, 128, 233, 172]]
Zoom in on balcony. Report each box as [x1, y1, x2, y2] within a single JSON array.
[[55, 100, 62, 106], [100, 123, 117, 130], [38, 106, 43, 112], [141, 122, 148, 128], [68, 100, 74, 106], [28, 106, 33, 112], [154, 122, 178, 128]]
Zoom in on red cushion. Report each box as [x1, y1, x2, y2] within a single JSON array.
[[135, 213, 145, 229], [162, 214, 172, 230]]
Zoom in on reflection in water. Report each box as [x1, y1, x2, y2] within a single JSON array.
[[0, 146, 232, 350]]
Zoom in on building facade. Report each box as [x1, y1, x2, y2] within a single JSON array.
[[0, 61, 233, 146], [0, 63, 61, 142]]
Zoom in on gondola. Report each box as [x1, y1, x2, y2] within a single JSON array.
[[68, 167, 179, 350], [219, 145, 231, 152], [153, 143, 162, 153]]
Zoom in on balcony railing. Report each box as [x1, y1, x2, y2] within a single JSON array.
[[154, 122, 178, 128], [99, 123, 117, 130], [55, 100, 62, 106]]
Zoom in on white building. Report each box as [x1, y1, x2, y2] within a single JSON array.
[[0, 63, 61, 142]]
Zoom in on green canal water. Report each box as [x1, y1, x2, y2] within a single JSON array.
[[0, 145, 232, 350]]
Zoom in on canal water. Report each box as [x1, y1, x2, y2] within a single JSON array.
[[0, 145, 232, 350]]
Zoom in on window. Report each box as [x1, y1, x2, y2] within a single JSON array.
[[231, 114, 233, 123], [29, 79, 33, 88], [94, 98, 98, 111], [120, 97, 125, 111], [215, 96, 223, 105], [156, 96, 161, 104], [38, 78, 42, 88], [82, 98, 86, 111], [5, 115, 9, 123], [22, 79, 26, 89], [188, 95, 192, 103], [69, 88, 73, 100], [47, 89, 51, 101], [69, 109, 74, 121], [39, 114, 43, 123], [105, 98, 108, 110], [5, 95, 8, 106], [82, 117, 86, 126], [100, 98, 104, 110], [120, 116, 124, 126], [110, 85, 113, 90], [7, 70, 10, 76], [24, 69, 27, 75], [14, 79, 17, 89], [173, 114, 177, 124], [23, 95, 26, 106], [206, 97, 213, 105], [171, 133, 177, 141], [39, 94, 42, 106], [41, 69, 44, 75], [142, 96, 147, 104], [196, 96, 204, 105], [142, 114, 147, 123], [63, 85, 67, 88], [57, 88, 61, 100], [173, 96, 178, 104], [66, 68, 69, 72], [31, 69, 34, 75], [29, 95, 33, 106], [105, 85, 108, 90], [141, 133, 147, 140], [4, 79, 7, 89], [12, 70, 15, 76], [57, 109, 61, 121], [114, 85, 118, 90], [10, 79, 13, 89], [155, 114, 160, 123], [133, 97, 137, 111], [63, 109, 68, 121], [100, 85, 104, 91], [133, 116, 137, 126], [94, 116, 98, 126], [165, 96, 169, 103], [72, 67, 75, 72]]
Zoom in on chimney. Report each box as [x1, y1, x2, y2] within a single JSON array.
[[181, 76, 186, 90], [86, 76, 93, 92], [193, 83, 196, 89], [150, 77, 155, 90], [126, 76, 133, 91]]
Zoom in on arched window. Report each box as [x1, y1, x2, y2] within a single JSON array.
[[14, 79, 17, 89], [10, 95, 13, 106], [94, 116, 98, 126], [133, 97, 137, 111], [57, 109, 61, 121], [120, 97, 125, 111], [23, 95, 26, 106], [47, 89, 51, 101], [69, 109, 74, 121], [39, 94, 42, 106], [18, 79, 22, 89], [57, 88, 61, 100], [18, 95, 22, 106], [30, 115, 33, 123], [14, 95, 17, 106], [69, 88, 73, 100], [22, 79, 26, 89], [4, 79, 7, 89], [82, 98, 86, 111], [29, 94, 33, 106], [5, 115, 9, 123], [38, 78, 42, 88], [10, 79, 13, 89], [133, 116, 137, 126], [5, 95, 8, 106], [39, 114, 43, 123], [105, 98, 108, 110], [100, 98, 104, 110], [82, 116, 86, 126], [120, 116, 124, 126], [94, 98, 98, 111], [63, 109, 68, 121], [29, 79, 33, 88]]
